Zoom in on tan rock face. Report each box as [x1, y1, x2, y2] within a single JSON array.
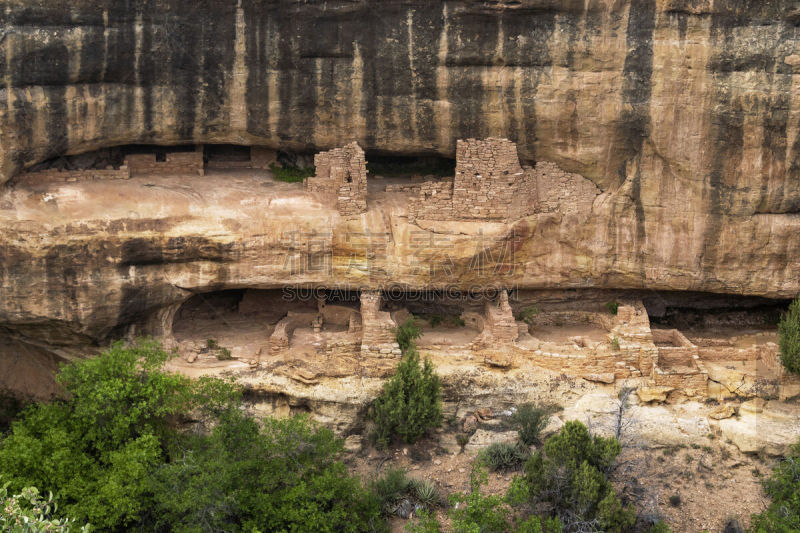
[[1, 1, 800, 409]]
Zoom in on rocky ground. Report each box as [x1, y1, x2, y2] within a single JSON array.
[[345, 425, 774, 533]]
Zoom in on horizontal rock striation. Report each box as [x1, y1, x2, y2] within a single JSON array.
[[0, 1, 799, 385]]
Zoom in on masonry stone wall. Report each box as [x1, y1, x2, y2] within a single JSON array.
[[472, 291, 518, 349], [269, 312, 317, 355], [451, 138, 538, 221], [406, 178, 454, 222], [534, 161, 599, 215], [359, 291, 401, 357], [21, 167, 131, 184], [304, 142, 367, 217], [126, 152, 205, 176]]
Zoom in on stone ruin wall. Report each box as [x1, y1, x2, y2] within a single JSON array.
[[403, 138, 598, 224], [471, 291, 518, 349], [126, 152, 205, 177], [359, 291, 401, 358], [534, 161, 600, 215], [451, 138, 538, 221], [405, 179, 455, 222], [303, 142, 367, 217]]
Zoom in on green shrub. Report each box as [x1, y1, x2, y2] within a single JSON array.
[[646, 520, 673, 533], [151, 411, 385, 533], [0, 340, 237, 529], [779, 297, 800, 375], [428, 315, 443, 328], [410, 478, 442, 509], [269, 162, 315, 182], [606, 301, 619, 315], [517, 421, 634, 533], [372, 348, 442, 447], [481, 441, 530, 472], [449, 465, 511, 533], [750, 439, 800, 532], [668, 493, 681, 507], [516, 306, 541, 325], [395, 318, 423, 352], [0, 340, 386, 532], [0, 483, 90, 532], [370, 468, 412, 515], [216, 347, 233, 360], [406, 509, 441, 533], [511, 403, 557, 446], [611, 336, 621, 351]]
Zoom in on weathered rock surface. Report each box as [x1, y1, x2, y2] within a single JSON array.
[[719, 399, 800, 455], [1, 2, 798, 355]]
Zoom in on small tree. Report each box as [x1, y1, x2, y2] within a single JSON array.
[[518, 421, 635, 533], [779, 297, 800, 375], [395, 318, 423, 352], [372, 348, 442, 447], [511, 403, 557, 446], [750, 439, 800, 532]]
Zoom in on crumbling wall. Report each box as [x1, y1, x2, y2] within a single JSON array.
[[304, 142, 367, 216], [126, 152, 205, 176], [534, 161, 599, 216], [404, 138, 539, 224], [19, 167, 131, 184], [269, 311, 317, 355], [406, 178, 454, 223], [359, 291, 401, 357], [472, 291, 518, 349], [451, 138, 538, 221]]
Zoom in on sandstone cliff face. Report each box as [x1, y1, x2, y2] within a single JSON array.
[[0, 1, 799, 361], [2, 1, 799, 196]]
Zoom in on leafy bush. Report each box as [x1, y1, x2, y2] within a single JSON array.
[[646, 521, 673, 533], [150, 411, 385, 533], [481, 441, 530, 472], [0, 340, 235, 529], [750, 439, 800, 532], [0, 341, 386, 532], [606, 301, 619, 315], [517, 421, 634, 533], [450, 464, 561, 533], [611, 336, 621, 351], [517, 306, 541, 325], [0, 483, 90, 532], [779, 297, 800, 375], [395, 318, 423, 352], [511, 403, 557, 446], [372, 347, 442, 447], [449, 465, 511, 533], [406, 509, 441, 533], [370, 468, 412, 515], [269, 162, 315, 182], [370, 470, 442, 517]]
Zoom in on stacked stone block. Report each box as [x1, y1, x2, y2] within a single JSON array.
[[403, 138, 539, 224], [304, 142, 368, 216], [449, 138, 538, 222], [534, 161, 600, 215], [359, 291, 401, 357], [406, 178, 454, 223], [126, 152, 205, 176], [472, 291, 519, 349], [22, 167, 131, 184]]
